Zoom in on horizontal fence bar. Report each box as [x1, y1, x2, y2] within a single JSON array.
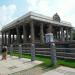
[[2, 42, 75, 60], [35, 48, 75, 50]]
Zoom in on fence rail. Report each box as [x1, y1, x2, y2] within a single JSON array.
[[1, 42, 75, 60]]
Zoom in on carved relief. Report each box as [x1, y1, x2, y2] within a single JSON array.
[[53, 13, 61, 22]]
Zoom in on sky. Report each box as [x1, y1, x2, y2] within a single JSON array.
[[0, 0, 75, 30]]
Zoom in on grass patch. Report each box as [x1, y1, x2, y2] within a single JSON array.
[[58, 59, 75, 68], [10, 53, 75, 69]]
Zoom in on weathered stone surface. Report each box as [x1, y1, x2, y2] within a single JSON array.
[[0, 55, 42, 75], [42, 66, 75, 75]]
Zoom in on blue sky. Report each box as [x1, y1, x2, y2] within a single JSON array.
[[0, 0, 75, 30]]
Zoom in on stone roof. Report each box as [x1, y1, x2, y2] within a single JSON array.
[[1, 11, 72, 31]]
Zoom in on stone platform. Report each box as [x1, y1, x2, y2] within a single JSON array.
[[0, 55, 42, 75]]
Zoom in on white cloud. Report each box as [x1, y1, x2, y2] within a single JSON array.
[[27, 0, 38, 11], [26, 0, 75, 27], [0, 4, 17, 29], [27, 0, 50, 14]]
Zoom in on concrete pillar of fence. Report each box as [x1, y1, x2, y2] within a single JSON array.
[[10, 44, 13, 56], [19, 45, 22, 58], [50, 43, 57, 65], [31, 44, 35, 61]]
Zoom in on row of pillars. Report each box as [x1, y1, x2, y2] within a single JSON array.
[[1, 21, 45, 45], [61, 27, 73, 41], [47, 25, 73, 41], [2, 21, 73, 46]]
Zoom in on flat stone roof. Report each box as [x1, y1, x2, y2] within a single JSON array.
[[1, 11, 72, 31]]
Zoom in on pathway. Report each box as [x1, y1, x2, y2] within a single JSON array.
[[42, 66, 75, 75]]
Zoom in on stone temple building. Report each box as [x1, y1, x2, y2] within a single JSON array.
[[1, 12, 73, 46]]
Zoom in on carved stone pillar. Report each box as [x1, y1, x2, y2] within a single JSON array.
[[2, 32, 4, 46], [8, 30, 11, 45], [30, 20, 35, 61], [4, 33, 5, 45], [47, 24, 52, 33], [58, 31, 60, 40], [61, 27, 64, 41], [66, 28, 69, 41], [12, 34, 14, 44], [5, 32, 7, 45], [40, 23, 44, 44], [70, 28, 73, 41], [16, 27, 20, 44], [30, 21, 35, 43], [23, 25, 27, 43]]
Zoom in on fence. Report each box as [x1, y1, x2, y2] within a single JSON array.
[[1, 42, 75, 60]]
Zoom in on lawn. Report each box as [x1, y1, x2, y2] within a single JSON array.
[[12, 53, 75, 69]]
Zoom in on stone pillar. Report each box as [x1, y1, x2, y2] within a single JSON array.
[[47, 24, 52, 33], [30, 20, 35, 61], [4, 33, 5, 45], [40, 23, 44, 44], [2, 32, 4, 46], [56, 31, 58, 40], [16, 27, 20, 44], [70, 28, 73, 41], [66, 28, 69, 41], [23, 25, 27, 43], [30, 21, 35, 43], [5, 32, 7, 45], [8, 31, 11, 46], [60, 27, 64, 41], [11, 34, 13, 44], [20, 34, 22, 43], [12, 34, 14, 44], [58, 31, 60, 40]]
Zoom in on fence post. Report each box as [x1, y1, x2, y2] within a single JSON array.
[[50, 43, 57, 65], [31, 44, 35, 61], [19, 45, 22, 58]]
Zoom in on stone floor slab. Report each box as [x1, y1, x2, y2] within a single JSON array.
[[42, 66, 75, 75], [0, 55, 42, 75]]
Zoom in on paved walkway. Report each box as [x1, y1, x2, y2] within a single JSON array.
[[42, 66, 75, 75], [0, 55, 75, 75], [0, 55, 42, 75]]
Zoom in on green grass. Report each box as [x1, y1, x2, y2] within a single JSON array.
[[58, 59, 75, 68], [11, 53, 75, 69]]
